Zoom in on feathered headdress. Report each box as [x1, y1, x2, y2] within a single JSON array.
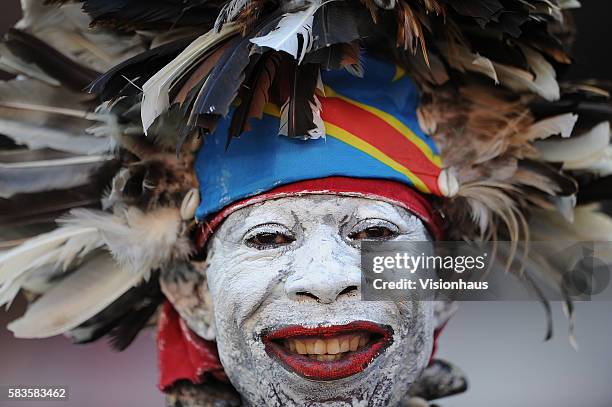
[[1, 0, 611, 404]]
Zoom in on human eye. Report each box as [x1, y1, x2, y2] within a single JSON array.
[[244, 223, 296, 249], [348, 218, 399, 241]]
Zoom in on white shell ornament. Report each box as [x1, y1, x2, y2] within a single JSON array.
[[180, 188, 200, 221], [438, 168, 459, 198]]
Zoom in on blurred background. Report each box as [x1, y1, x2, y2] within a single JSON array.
[[1, 1, 612, 407]]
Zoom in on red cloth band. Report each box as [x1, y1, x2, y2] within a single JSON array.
[[157, 301, 226, 391], [196, 176, 444, 249]]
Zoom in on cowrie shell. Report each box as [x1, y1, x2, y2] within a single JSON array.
[[438, 168, 459, 197], [180, 188, 200, 221]]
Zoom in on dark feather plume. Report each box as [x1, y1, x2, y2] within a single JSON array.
[[47, 0, 223, 31], [228, 52, 280, 138], [90, 37, 196, 100], [280, 61, 320, 139], [70, 273, 163, 350], [186, 14, 282, 133]]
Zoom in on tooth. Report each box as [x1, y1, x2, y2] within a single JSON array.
[[295, 340, 307, 355], [314, 339, 326, 355], [349, 336, 360, 351], [306, 339, 316, 354], [316, 355, 325, 362], [289, 340, 296, 352], [327, 338, 340, 354], [340, 339, 350, 353], [359, 335, 368, 347], [333, 354, 342, 361]]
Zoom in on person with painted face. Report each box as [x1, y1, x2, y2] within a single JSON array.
[[158, 55, 452, 406], [1, 1, 611, 407]]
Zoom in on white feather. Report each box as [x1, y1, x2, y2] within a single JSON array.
[[440, 43, 499, 84], [536, 122, 610, 167], [0, 205, 192, 309], [0, 118, 111, 154], [580, 146, 612, 176], [7, 252, 145, 338], [0, 273, 28, 309], [278, 94, 325, 139], [310, 94, 325, 139], [250, 0, 321, 64], [0, 226, 103, 307], [66, 207, 192, 278], [531, 207, 612, 242], [495, 45, 560, 101], [0, 80, 114, 154], [0, 155, 112, 198], [523, 113, 579, 141], [559, 0, 581, 10]]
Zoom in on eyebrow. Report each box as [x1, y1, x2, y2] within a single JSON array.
[[231, 205, 295, 235], [351, 202, 401, 220]]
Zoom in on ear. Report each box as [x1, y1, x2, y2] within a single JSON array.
[[160, 261, 216, 341]]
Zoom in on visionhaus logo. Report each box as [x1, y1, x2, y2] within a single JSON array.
[[360, 241, 612, 302], [370, 250, 490, 292]]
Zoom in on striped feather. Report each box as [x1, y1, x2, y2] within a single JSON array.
[[7, 252, 145, 338]]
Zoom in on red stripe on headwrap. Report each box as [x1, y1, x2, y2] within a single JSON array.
[[320, 96, 442, 194]]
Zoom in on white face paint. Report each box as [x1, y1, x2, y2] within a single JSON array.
[[164, 195, 435, 406]]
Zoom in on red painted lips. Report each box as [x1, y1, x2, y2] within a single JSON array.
[[263, 321, 393, 381]]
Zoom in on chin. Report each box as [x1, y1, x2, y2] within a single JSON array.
[[223, 315, 431, 406]]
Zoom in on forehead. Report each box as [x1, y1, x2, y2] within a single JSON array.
[[220, 194, 412, 230]]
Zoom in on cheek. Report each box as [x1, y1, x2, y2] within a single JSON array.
[[206, 244, 294, 328], [391, 301, 434, 351]]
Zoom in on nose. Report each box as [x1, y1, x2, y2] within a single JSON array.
[[284, 229, 361, 304]]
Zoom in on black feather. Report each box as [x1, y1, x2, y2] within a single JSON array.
[[311, 2, 374, 52], [187, 13, 281, 131], [108, 294, 162, 351], [284, 62, 320, 139], [73, 0, 222, 31], [89, 37, 195, 100], [228, 52, 279, 139], [71, 273, 163, 350], [444, 0, 504, 27]]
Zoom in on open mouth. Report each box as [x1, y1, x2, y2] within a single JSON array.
[[263, 321, 393, 381]]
